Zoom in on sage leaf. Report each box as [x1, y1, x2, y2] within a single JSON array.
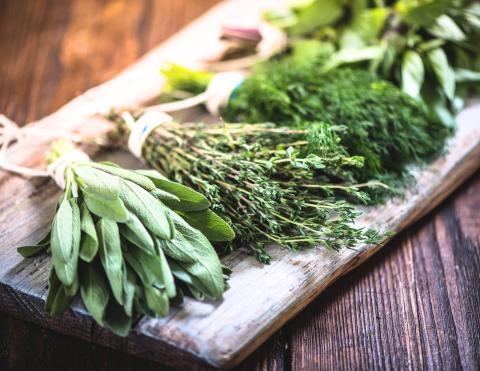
[[168, 211, 225, 300], [46, 268, 73, 316], [157, 247, 176, 298], [122, 265, 136, 317], [17, 232, 50, 258], [144, 286, 169, 317], [120, 212, 155, 254], [401, 50, 424, 98], [156, 235, 198, 264], [428, 48, 455, 100], [124, 247, 162, 287], [151, 188, 180, 203], [84, 193, 128, 222], [80, 263, 110, 326], [93, 164, 156, 192], [51, 198, 73, 263], [104, 299, 132, 337], [137, 170, 210, 211], [97, 218, 124, 305], [79, 203, 98, 262], [119, 180, 173, 240], [73, 165, 119, 200], [180, 209, 235, 242], [64, 273, 79, 298], [51, 198, 80, 286]]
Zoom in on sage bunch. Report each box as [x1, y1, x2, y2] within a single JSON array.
[[108, 117, 381, 263], [18, 140, 234, 336]]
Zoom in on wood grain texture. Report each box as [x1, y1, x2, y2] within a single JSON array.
[[0, 0, 479, 370]]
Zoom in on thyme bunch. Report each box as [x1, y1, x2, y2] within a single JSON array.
[[109, 117, 381, 263]]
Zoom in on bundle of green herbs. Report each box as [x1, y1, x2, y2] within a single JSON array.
[[108, 116, 381, 263], [265, 0, 480, 125], [18, 140, 234, 336], [161, 61, 452, 193]]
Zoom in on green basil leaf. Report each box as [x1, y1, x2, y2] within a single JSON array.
[[180, 209, 235, 242], [403, 1, 452, 26], [120, 212, 155, 254], [401, 50, 424, 98], [17, 232, 50, 258], [144, 286, 169, 317], [289, 0, 343, 36], [79, 203, 98, 262], [454, 68, 480, 82], [97, 218, 124, 305], [324, 46, 382, 71], [103, 299, 132, 337], [428, 48, 455, 100], [84, 193, 128, 222], [119, 180, 173, 240], [428, 15, 466, 41], [137, 170, 210, 211], [80, 262, 110, 326], [73, 165, 120, 200]]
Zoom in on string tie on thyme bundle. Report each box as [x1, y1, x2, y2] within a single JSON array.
[[121, 110, 173, 158], [147, 71, 245, 116], [0, 114, 87, 188]]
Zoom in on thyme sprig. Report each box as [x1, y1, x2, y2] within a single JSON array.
[[109, 117, 381, 263]]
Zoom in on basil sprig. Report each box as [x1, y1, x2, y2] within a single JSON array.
[[17, 140, 234, 336]]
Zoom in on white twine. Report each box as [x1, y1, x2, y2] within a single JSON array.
[[146, 71, 245, 116], [122, 110, 173, 158], [46, 150, 90, 189], [0, 114, 87, 188]]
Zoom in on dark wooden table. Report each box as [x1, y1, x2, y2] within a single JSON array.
[[0, 1, 479, 370]]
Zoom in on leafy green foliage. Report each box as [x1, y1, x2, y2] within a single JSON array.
[[265, 0, 480, 124], [223, 63, 451, 184], [16, 140, 234, 337]]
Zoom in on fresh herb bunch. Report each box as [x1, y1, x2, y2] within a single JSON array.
[[18, 140, 234, 336], [108, 116, 381, 263], [160, 63, 451, 188], [265, 0, 480, 125], [223, 65, 452, 181]]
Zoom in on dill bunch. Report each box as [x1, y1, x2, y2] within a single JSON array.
[[108, 116, 381, 263], [223, 65, 452, 182]]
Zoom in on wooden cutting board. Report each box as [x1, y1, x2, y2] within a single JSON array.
[[0, 0, 479, 369]]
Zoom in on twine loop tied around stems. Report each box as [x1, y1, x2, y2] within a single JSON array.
[[0, 114, 87, 188], [121, 110, 173, 158], [145, 71, 245, 116]]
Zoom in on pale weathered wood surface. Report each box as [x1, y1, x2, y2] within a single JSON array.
[[1, 0, 479, 370]]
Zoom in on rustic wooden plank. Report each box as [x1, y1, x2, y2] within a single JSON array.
[[0, 0, 479, 369], [289, 173, 480, 370]]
